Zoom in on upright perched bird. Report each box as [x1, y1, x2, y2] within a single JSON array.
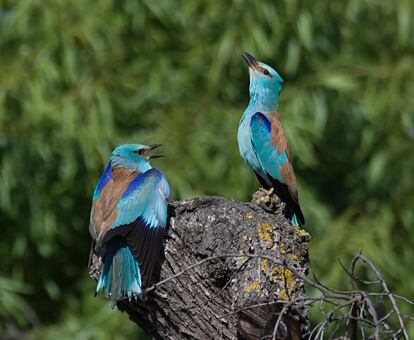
[[238, 52, 305, 226], [89, 144, 170, 303]]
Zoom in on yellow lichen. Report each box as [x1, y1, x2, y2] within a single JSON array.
[[244, 280, 260, 293], [270, 267, 296, 301], [277, 291, 296, 301], [270, 267, 294, 288], [258, 222, 273, 243], [291, 253, 300, 261], [279, 242, 286, 255], [295, 228, 309, 239], [277, 291, 288, 301], [261, 259, 269, 272]]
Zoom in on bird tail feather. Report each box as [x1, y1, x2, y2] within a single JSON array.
[[285, 208, 300, 227], [290, 214, 299, 227], [96, 238, 142, 304]]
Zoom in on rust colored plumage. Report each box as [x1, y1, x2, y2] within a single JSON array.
[[280, 162, 299, 203], [269, 112, 288, 156], [269, 112, 298, 200], [91, 166, 138, 245]]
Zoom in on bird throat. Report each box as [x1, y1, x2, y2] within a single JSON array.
[[248, 87, 280, 113], [111, 156, 152, 174]]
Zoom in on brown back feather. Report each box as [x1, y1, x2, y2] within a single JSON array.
[[91, 166, 138, 246], [269, 112, 298, 199]]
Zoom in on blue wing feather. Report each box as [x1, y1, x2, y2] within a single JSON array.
[[104, 168, 170, 285], [250, 112, 305, 225], [92, 161, 113, 201], [250, 112, 288, 183], [113, 168, 169, 228]]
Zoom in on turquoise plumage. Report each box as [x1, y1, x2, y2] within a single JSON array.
[[89, 144, 170, 303], [238, 52, 305, 226]]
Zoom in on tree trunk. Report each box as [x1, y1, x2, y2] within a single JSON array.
[[89, 192, 310, 339]]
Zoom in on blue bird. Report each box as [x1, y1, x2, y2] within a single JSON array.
[[238, 52, 305, 226], [89, 144, 170, 303]]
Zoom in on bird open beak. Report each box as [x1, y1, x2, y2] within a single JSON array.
[[145, 144, 164, 160], [241, 52, 259, 70]]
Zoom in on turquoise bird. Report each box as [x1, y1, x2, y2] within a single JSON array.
[[238, 52, 305, 226], [89, 144, 170, 302]]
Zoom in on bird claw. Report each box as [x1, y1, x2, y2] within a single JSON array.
[[266, 187, 274, 196], [252, 187, 280, 213], [258, 187, 274, 202]]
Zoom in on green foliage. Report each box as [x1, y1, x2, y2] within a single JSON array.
[[0, 0, 413, 337], [28, 281, 141, 340]]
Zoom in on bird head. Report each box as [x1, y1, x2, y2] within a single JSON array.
[[242, 52, 283, 111], [111, 144, 163, 172]]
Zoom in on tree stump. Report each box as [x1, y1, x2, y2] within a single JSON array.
[[89, 192, 311, 339]]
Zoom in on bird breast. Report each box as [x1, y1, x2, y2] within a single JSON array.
[[238, 113, 261, 172]]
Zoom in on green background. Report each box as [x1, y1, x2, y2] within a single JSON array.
[[1, 0, 413, 338]]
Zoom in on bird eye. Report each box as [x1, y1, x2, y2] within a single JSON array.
[[263, 69, 270, 76], [136, 149, 146, 155]]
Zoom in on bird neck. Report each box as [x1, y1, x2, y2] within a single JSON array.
[[111, 156, 152, 174], [248, 87, 280, 113]]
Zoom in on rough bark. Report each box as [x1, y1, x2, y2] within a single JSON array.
[[89, 191, 310, 339]]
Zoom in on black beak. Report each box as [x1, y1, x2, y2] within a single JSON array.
[[241, 52, 259, 70], [145, 144, 164, 160], [147, 144, 163, 151], [148, 154, 164, 160]]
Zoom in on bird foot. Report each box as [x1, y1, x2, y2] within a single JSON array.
[[259, 187, 274, 196], [252, 187, 280, 213], [258, 187, 275, 203]]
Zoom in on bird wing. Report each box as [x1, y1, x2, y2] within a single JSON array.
[[101, 168, 170, 285], [89, 161, 137, 243], [89, 161, 114, 241], [250, 112, 305, 224]]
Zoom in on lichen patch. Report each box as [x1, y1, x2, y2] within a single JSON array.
[[244, 280, 260, 293], [258, 222, 274, 248]]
